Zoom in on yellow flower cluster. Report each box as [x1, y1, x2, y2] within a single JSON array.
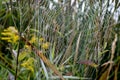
[[29, 36, 50, 50], [1, 26, 19, 43], [41, 42, 50, 50], [29, 35, 36, 44], [39, 37, 50, 49], [39, 37, 45, 42], [21, 58, 35, 73]]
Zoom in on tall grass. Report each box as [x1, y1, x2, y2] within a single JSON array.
[[0, 0, 120, 80]]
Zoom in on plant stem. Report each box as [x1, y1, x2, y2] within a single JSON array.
[[15, 37, 21, 80]]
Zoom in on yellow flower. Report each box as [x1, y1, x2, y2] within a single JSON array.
[[1, 26, 19, 43], [1, 37, 11, 40], [39, 37, 45, 42], [24, 44, 31, 50], [29, 35, 36, 43], [41, 42, 50, 49], [13, 34, 19, 43], [7, 26, 18, 34], [21, 58, 35, 73], [1, 32, 12, 36]]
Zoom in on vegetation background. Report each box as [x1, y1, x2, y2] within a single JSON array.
[[0, 0, 120, 80]]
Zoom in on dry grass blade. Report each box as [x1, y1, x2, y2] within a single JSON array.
[[60, 31, 76, 65], [21, 36, 64, 80], [74, 32, 81, 64], [99, 68, 109, 80], [107, 34, 117, 79], [114, 63, 119, 80], [37, 50, 64, 80]]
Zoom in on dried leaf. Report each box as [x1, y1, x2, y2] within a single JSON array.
[[78, 60, 98, 68], [99, 69, 109, 80]]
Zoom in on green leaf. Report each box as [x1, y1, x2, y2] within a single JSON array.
[[98, 50, 109, 58], [0, 61, 23, 80], [104, 42, 107, 49], [51, 42, 56, 60]]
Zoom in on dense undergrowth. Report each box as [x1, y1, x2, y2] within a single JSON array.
[[0, 0, 120, 80]]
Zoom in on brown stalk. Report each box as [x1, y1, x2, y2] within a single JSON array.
[[107, 34, 117, 79], [21, 36, 64, 80]]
